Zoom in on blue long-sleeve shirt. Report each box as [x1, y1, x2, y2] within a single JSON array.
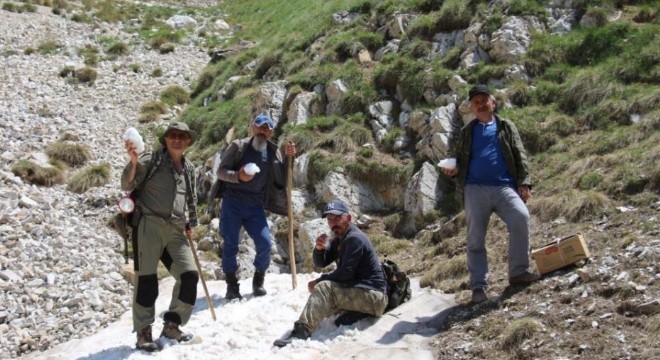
[[313, 223, 387, 293]]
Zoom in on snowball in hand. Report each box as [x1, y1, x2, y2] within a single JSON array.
[[437, 158, 457, 169], [244, 163, 260, 176], [123, 127, 144, 154]]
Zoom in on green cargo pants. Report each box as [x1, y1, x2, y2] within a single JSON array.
[[299, 280, 388, 332], [133, 215, 198, 332]]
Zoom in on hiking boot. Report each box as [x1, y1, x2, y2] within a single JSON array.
[[471, 288, 488, 304], [136, 325, 159, 352], [334, 311, 371, 326], [273, 322, 312, 348], [225, 272, 242, 300], [160, 321, 194, 342], [509, 270, 541, 285], [253, 270, 267, 297]]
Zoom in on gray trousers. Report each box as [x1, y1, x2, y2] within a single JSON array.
[[299, 281, 388, 332], [464, 184, 531, 290]]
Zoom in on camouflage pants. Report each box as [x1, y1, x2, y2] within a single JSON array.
[[298, 280, 388, 332]]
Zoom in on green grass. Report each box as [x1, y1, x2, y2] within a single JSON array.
[[46, 142, 92, 167], [67, 163, 111, 193], [11, 160, 66, 186]]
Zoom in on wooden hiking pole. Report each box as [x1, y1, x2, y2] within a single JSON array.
[[186, 231, 217, 321], [286, 143, 298, 289]]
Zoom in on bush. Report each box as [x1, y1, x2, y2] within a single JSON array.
[[46, 141, 92, 166], [160, 85, 189, 105], [74, 67, 97, 84], [67, 163, 110, 193], [129, 64, 141, 73], [500, 318, 540, 350], [38, 40, 62, 55], [158, 43, 175, 54], [436, 0, 472, 32], [140, 101, 168, 114], [138, 111, 160, 123], [11, 160, 66, 186], [151, 68, 164, 77], [106, 42, 130, 55]]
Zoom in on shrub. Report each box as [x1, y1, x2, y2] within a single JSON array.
[[159, 43, 175, 54], [11, 160, 66, 186], [507, 81, 532, 107], [558, 68, 621, 114], [106, 42, 130, 55], [578, 171, 603, 190], [129, 63, 141, 73], [140, 101, 168, 114], [160, 85, 189, 105], [67, 163, 110, 193], [38, 40, 62, 55], [138, 111, 160, 123], [58, 66, 75, 77], [633, 5, 658, 23], [46, 141, 92, 166], [500, 318, 540, 350], [74, 67, 97, 84], [151, 68, 164, 77], [436, 0, 472, 32]]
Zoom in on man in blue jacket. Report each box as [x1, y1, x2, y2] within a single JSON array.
[[273, 199, 388, 347]]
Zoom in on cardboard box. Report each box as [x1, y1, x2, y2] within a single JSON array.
[[532, 234, 590, 275]]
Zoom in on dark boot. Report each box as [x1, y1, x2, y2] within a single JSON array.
[[273, 321, 312, 347], [334, 311, 371, 326], [136, 325, 159, 352], [252, 270, 267, 296], [160, 320, 194, 342], [225, 272, 242, 300]]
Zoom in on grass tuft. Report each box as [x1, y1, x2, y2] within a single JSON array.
[[67, 163, 111, 193], [46, 141, 92, 167]]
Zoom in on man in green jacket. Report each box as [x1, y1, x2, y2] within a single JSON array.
[[442, 85, 539, 304], [121, 122, 199, 351]]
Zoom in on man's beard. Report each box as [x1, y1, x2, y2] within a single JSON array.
[[252, 135, 267, 151]]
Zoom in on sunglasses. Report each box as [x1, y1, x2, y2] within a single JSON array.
[[166, 132, 191, 140], [254, 115, 276, 130]]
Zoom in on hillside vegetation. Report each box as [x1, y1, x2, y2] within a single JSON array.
[[174, 0, 659, 358], [167, 0, 660, 358]]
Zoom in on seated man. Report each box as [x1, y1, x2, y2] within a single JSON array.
[[273, 199, 388, 347]]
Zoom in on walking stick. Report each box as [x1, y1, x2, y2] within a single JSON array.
[[286, 143, 297, 289], [186, 231, 217, 321]]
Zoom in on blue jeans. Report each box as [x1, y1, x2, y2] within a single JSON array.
[[219, 197, 272, 274]]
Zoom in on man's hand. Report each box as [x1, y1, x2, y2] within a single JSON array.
[[238, 166, 255, 182], [185, 226, 194, 239], [315, 234, 328, 251], [285, 141, 296, 157], [519, 185, 531, 203], [124, 140, 139, 165], [307, 280, 317, 293], [442, 167, 459, 177]]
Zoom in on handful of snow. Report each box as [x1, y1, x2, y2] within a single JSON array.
[[244, 162, 260, 176], [123, 127, 144, 154], [437, 158, 457, 169]]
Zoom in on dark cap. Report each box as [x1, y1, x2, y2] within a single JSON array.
[[322, 199, 350, 218], [468, 84, 492, 100], [159, 121, 197, 146]]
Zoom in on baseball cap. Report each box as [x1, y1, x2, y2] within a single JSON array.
[[322, 199, 350, 218], [253, 114, 277, 130], [468, 84, 492, 100]]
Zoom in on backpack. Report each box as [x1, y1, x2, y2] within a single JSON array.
[[382, 259, 412, 312]]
